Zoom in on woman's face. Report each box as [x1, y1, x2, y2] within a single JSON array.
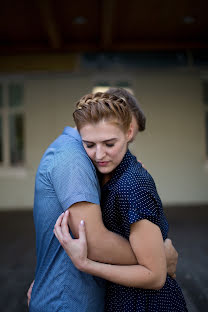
[[80, 120, 132, 175]]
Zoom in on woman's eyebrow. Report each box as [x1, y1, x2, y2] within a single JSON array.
[[82, 138, 117, 144], [103, 138, 117, 143], [82, 140, 94, 144]]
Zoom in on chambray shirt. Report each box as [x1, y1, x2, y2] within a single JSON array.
[[30, 127, 106, 312]]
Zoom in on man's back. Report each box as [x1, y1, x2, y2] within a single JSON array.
[[30, 127, 106, 312]]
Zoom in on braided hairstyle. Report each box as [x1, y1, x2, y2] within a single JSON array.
[[73, 92, 132, 133], [106, 88, 146, 132]]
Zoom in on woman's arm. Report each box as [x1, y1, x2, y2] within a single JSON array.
[[54, 214, 167, 290]]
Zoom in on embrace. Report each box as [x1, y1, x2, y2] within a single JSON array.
[[28, 88, 187, 311]]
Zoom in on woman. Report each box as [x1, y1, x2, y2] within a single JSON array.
[[54, 92, 187, 311]]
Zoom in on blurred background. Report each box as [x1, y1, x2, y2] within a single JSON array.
[[0, 0, 208, 311]]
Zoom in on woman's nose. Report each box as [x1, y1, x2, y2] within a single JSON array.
[[96, 146, 105, 160]]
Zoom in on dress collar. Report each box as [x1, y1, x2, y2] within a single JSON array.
[[102, 149, 138, 191]]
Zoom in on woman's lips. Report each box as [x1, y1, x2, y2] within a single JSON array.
[[96, 161, 109, 167]]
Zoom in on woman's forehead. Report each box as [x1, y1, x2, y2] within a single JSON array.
[[80, 121, 125, 142]]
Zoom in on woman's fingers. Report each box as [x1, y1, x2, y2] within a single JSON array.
[[54, 210, 73, 246], [27, 280, 34, 307], [61, 210, 73, 244], [79, 220, 86, 243], [61, 210, 70, 235], [54, 212, 65, 242], [54, 216, 88, 269], [55, 212, 64, 228], [54, 211, 86, 261]]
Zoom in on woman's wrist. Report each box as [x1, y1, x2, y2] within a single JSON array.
[[77, 258, 94, 273]]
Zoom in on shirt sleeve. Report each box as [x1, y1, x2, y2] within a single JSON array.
[[51, 147, 100, 211]]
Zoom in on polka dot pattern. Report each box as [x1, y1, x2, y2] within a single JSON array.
[[101, 150, 188, 312]]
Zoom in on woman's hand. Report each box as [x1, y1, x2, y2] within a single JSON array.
[[54, 210, 89, 271], [27, 280, 34, 307]]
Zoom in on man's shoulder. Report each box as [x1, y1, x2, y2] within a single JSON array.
[[37, 131, 89, 175], [45, 131, 84, 161], [51, 133, 96, 176]]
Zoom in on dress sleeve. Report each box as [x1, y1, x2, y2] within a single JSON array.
[[127, 187, 162, 227], [118, 171, 163, 227]]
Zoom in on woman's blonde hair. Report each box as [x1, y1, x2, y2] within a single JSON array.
[[73, 92, 132, 132]]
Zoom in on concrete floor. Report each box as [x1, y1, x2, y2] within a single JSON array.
[[0, 206, 207, 312]]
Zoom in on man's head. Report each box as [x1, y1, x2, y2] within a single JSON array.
[[105, 88, 146, 139]]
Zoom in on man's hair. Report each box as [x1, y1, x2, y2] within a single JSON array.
[[73, 92, 132, 133], [106, 88, 146, 132]]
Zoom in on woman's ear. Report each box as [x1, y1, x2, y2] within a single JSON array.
[[126, 123, 134, 142]]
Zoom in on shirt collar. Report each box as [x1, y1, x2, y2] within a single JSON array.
[[62, 126, 81, 141]]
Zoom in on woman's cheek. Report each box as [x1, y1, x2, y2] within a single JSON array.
[[87, 151, 93, 160]]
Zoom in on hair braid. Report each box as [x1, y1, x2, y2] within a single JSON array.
[[73, 92, 132, 132], [106, 88, 146, 132]]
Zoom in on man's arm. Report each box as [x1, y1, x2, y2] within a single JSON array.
[[164, 238, 178, 278], [55, 204, 178, 274], [62, 203, 138, 265]]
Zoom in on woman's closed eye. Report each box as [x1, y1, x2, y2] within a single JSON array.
[[85, 144, 94, 148]]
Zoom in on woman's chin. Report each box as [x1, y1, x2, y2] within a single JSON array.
[[96, 166, 112, 175]]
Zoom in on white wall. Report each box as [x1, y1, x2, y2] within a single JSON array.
[[131, 68, 208, 204], [0, 67, 207, 209]]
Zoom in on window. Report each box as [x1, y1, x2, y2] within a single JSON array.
[[0, 81, 25, 167]]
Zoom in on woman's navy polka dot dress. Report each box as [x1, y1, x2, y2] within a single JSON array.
[[101, 150, 188, 312]]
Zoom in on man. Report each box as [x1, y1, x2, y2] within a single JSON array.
[[28, 89, 177, 311]]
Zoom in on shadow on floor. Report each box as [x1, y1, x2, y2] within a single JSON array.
[[0, 206, 207, 312]]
